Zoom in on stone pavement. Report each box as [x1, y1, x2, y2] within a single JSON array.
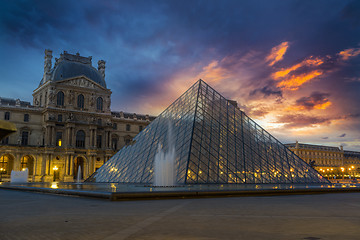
[[1, 189, 360, 240]]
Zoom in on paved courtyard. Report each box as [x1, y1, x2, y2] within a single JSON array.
[[1, 189, 360, 240]]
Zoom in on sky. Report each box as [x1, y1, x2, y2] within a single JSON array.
[[1, 0, 360, 150]]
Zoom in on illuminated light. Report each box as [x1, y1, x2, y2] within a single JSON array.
[[111, 183, 117, 192], [53, 166, 58, 171], [199, 170, 202, 174], [266, 42, 289, 66], [349, 168, 351, 171], [290, 168, 294, 172], [331, 168, 333, 171], [22, 168, 26, 171], [351, 166, 355, 169], [327, 169, 329, 171], [320, 168, 323, 171], [188, 170, 191, 174], [149, 170, 153, 173], [50, 182, 58, 189], [58, 139, 62, 147], [220, 171, 223, 174]]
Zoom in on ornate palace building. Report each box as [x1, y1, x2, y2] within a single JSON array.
[[0, 50, 155, 182], [285, 141, 360, 179]]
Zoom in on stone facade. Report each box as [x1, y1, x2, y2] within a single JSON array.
[[285, 141, 360, 179], [0, 50, 155, 182]]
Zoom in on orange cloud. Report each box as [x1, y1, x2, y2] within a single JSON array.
[[272, 57, 323, 80], [338, 48, 360, 60], [286, 101, 332, 111], [276, 70, 323, 90], [266, 42, 289, 66], [195, 60, 231, 83], [314, 101, 332, 110]]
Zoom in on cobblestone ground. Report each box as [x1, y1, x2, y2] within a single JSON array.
[[1, 189, 360, 240]]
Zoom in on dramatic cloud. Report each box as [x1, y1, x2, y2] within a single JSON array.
[[274, 114, 332, 129], [1, 0, 360, 149], [265, 42, 289, 66], [275, 70, 323, 91], [338, 48, 360, 60], [289, 92, 332, 111], [271, 57, 324, 80], [249, 85, 283, 98]]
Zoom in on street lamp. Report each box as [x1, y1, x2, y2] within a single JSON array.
[[341, 167, 345, 180]]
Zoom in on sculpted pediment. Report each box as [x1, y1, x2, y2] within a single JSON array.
[[60, 76, 106, 90]]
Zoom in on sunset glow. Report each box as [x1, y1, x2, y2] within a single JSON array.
[[1, 0, 360, 150], [266, 42, 289, 66]]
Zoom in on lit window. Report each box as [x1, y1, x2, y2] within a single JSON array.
[[24, 114, 29, 122], [0, 155, 9, 174], [57, 91, 64, 106], [56, 132, 62, 147], [4, 112, 10, 120], [96, 97, 103, 111], [77, 94, 84, 108]]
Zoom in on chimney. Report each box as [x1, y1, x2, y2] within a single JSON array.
[[43, 49, 53, 82], [98, 60, 105, 80]]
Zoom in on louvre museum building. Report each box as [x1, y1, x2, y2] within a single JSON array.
[[0, 50, 154, 182]]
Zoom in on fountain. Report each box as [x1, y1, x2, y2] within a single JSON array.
[[153, 122, 176, 187], [76, 165, 82, 184]]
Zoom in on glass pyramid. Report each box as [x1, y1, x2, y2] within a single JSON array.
[[89, 80, 328, 184]]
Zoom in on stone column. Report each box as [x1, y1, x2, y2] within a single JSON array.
[[41, 154, 46, 176], [69, 155, 74, 177]]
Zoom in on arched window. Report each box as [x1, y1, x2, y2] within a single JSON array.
[[96, 97, 103, 111], [76, 130, 85, 148], [77, 94, 84, 109], [0, 155, 9, 174], [24, 114, 29, 122], [57, 91, 64, 106], [20, 155, 34, 174]]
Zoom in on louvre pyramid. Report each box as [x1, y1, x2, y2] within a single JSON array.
[[89, 80, 328, 184]]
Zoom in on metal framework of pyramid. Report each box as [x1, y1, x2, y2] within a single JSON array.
[[89, 80, 328, 184]]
